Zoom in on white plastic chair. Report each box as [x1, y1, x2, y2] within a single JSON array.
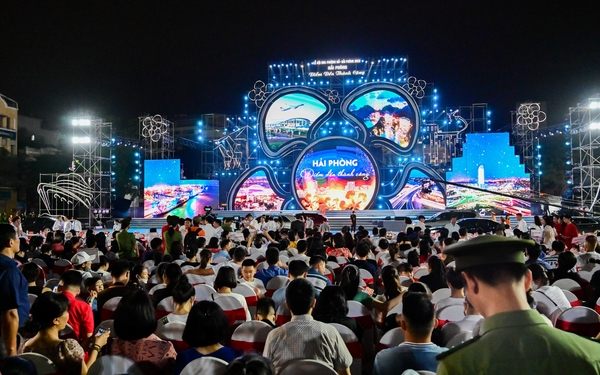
[[280, 255, 290, 265], [180, 357, 228, 375], [275, 303, 292, 326], [377, 327, 405, 352], [194, 284, 217, 302], [306, 276, 328, 291], [96, 319, 117, 338], [156, 296, 176, 319], [231, 283, 258, 317], [552, 278, 582, 292], [578, 270, 593, 282], [214, 294, 250, 325], [230, 320, 273, 354], [533, 290, 564, 322], [101, 296, 122, 322], [436, 305, 465, 327], [359, 269, 374, 286], [173, 259, 185, 265], [336, 256, 348, 265], [155, 321, 188, 352], [330, 323, 362, 375], [87, 354, 144, 375], [18, 353, 57, 375], [561, 289, 581, 307], [266, 275, 289, 297], [555, 306, 600, 337], [431, 288, 452, 305], [399, 276, 413, 288], [28, 293, 38, 308], [413, 268, 429, 280], [280, 359, 337, 375], [386, 302, 403, 317], [148, 283, 167, 296], [213, 257, 228, 264]]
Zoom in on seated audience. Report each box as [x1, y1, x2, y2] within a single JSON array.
[[440, 297, 483, 346], [272, 260, 309, 310], [91, 255, 111, 283], [306, 255, 331, 292], [254, 247, 288, 286], [525, 244, 551, 270], [255, 297, 277, 328], [152, 263, 183, 307], [58, 270, 95, 346], [398, 263, 414, 282], [20, 292, 110, 375], [264, 278, 352, 374], [578, 235, 600, 271], [239, 259, 266, 295], [157, 275, 195, 328], [175, 301, 242, 374], [96, 260, 132, 312], [338, 265, 402, 314], [223, 354, 275, 375], [84, 276, 103, 323], [20, 262, 43, 296], [313, 285, 363, 340], [214, 266, 252, 321], [129, 264, 149, 290], [184, 249, 216, 276], [352, 242, 377, 276], [35, 243, 55, 270], [381, 265, 403, 301], [550, 251, 587, 288], [528, 263, 571, 314], [70, 252, 94, 281], [418, 256, 448, 292], [435, 267, 465, 311], [544, 240, 565, 269], [111, 289, 177, 374], [374, 292, 448, 375], [325, 233, 352, 259]]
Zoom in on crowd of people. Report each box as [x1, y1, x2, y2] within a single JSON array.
[[1, 210, 600, 375]]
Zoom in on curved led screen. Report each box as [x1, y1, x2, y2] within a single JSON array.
[[233, 170, 285, 211], [264, 93, 327, 151], [294, 140, 377, 210], [390, 170, 445, 210], [347, 89, 417, 149]]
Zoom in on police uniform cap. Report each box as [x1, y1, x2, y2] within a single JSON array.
[[442, 235, 534, 271]]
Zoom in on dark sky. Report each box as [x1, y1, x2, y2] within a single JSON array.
[[2, 1, 599, 128]]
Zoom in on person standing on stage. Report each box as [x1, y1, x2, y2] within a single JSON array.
[[350, 211, 357, 233]]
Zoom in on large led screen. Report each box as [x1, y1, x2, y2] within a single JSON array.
[[294, 141, 377, 210], [233, 171, 284, 210], [143, 160, 219, 218], [347, 89, 416, 149], [445, 133, 531, 215], [264, 93, 327, 151], [391, 170, 446, 210]]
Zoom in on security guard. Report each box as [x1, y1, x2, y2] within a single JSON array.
[[436, 235, 600, 375]]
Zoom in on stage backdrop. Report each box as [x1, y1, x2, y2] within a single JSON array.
[[144, 159, 219, 218], [445, 133, 531, 215]]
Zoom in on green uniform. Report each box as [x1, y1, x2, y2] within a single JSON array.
[[437, 309, 600, 375], [116, 229, 137, 260]]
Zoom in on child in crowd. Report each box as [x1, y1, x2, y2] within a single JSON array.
[[85, 276, 104, 324], [239, 259, 266, 296], [255, 297, 276, 328]]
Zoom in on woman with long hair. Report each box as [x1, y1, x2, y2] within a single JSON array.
[[380, 265, 404, 301], [313, 285, 363, 340], [184, 249, 216, 277], [152, 263, 183, 307], [541, 216, 556, 249], [417, 256, 448, 292], [111, 289, 177, 374], [418, 239, 432, 264], [214, 267, 251, 321], [20, 292, 110, 375], [338, 265, 401, 314], [157, 276, 195, 327], [326, 233, 352, 259]]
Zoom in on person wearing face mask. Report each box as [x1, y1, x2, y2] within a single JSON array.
[[129, 265, 149, 290], [528, 263, 570, 318]]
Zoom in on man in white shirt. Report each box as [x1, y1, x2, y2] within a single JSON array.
[[199, 215, 217, 240], [440, 297, 483, 346], [577, 235, 600, 271], [444, 216, 460, 235], [52, 216, 65, 232], [305, 216, 314, 230], [319, 218, 331, 233], [435, 268, 465, 311], [264, 278, 352, 374], [514, 213, 528, 233], [413, 215, 427, 231], [11, 216, 24, 237]]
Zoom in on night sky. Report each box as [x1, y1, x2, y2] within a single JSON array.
[[2, 1, 599, 128]]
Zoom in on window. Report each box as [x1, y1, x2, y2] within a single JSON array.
[[1, 138, 6, 146]]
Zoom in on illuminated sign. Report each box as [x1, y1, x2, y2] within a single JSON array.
[[293, 139, 378, 210]]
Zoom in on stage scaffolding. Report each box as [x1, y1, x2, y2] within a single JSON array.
[[570, 97, 600, 211], [38, 117, 112, 224], [139, 115, 174, 160], [512, 103, 545, 197]]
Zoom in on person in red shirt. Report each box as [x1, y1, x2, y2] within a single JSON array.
[[559, 215, 579, 248], [58, 270, 95, 348], [553, 215, 564, 238]]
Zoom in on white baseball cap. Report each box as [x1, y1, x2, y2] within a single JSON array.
[[71, 251, 96, 266]]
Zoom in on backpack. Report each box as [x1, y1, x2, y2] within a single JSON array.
[[184, 227, 202, 248]]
